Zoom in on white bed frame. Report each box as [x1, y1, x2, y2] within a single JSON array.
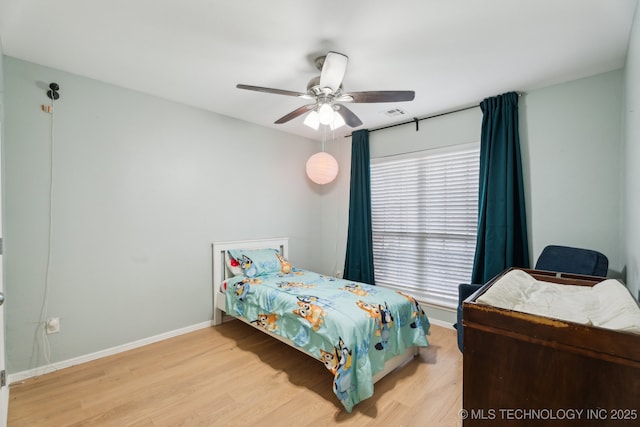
[[211, 237, 418, 385]]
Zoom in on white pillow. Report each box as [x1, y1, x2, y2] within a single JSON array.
[[590, 279, 640, 334]]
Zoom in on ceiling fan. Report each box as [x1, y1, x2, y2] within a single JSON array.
[[236, 51, 415, 129]]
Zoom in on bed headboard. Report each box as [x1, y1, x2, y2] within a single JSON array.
[[211, 237, 289, 325]]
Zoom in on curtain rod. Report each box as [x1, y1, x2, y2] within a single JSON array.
[[342, 104, 477, 138], [345, 92, 523, 137]]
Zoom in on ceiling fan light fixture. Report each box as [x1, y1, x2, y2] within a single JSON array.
[[303, 110, 320, 130], [237, 51, 416, 129], [330, 112, 346, 130], [318, 103, 334, 125]]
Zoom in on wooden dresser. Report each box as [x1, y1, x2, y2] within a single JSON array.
[[462, 268, 640, 426]]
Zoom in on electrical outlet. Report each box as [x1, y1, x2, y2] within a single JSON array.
[[46, 317, 60, 334]]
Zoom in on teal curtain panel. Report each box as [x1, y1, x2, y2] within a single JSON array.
[[344, 129, 376, 284], [472, 92, 530, 284]]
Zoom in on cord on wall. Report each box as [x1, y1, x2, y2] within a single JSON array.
[[32, 82, 60, 370]]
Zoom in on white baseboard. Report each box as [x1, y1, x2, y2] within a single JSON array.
[[8, 320, 213, 385], [428, 317, 456, 330]]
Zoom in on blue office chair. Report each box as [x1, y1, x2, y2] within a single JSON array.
[[455, 245, 608, 352]]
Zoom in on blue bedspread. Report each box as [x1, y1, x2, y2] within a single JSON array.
[[225, 268, 430, 412]]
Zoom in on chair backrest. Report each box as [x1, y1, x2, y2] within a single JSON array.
[[535, 245, 608, 277]]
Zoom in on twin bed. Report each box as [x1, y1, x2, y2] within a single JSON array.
[[211, 237, 431, 412]]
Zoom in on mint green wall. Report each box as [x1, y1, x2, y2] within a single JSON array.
[[624, 5, 640, 301], [521, 70, 623, 276], [2, 57, 324, 374]]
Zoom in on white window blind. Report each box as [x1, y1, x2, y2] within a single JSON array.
[[370, 143, 480, 308]]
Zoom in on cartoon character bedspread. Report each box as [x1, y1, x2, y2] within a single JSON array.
[[225, 269, 430, 412]]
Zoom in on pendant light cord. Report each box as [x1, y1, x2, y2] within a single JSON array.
[[31, 93, 56, 371]]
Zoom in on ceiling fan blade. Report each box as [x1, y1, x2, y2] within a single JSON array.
[[274, 104, 316, 124], [237, 84, 310, 98], [335, 104, 363, 127], [320, 51, 348, 92], [339, 90, 415, 103]]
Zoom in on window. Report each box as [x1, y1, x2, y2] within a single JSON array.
[[370, 143, 480, 308]]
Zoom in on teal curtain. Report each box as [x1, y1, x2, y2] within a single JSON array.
[[471, 92, 529, 284], [344, 129, 375, 284]]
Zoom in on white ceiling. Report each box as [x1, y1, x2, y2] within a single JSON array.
[[0, 0, 637, 141]]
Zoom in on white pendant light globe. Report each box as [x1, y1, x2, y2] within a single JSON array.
[[306, 152, 339, 184]]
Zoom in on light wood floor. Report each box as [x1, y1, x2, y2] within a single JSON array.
[[8, 320, 462, 426]]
